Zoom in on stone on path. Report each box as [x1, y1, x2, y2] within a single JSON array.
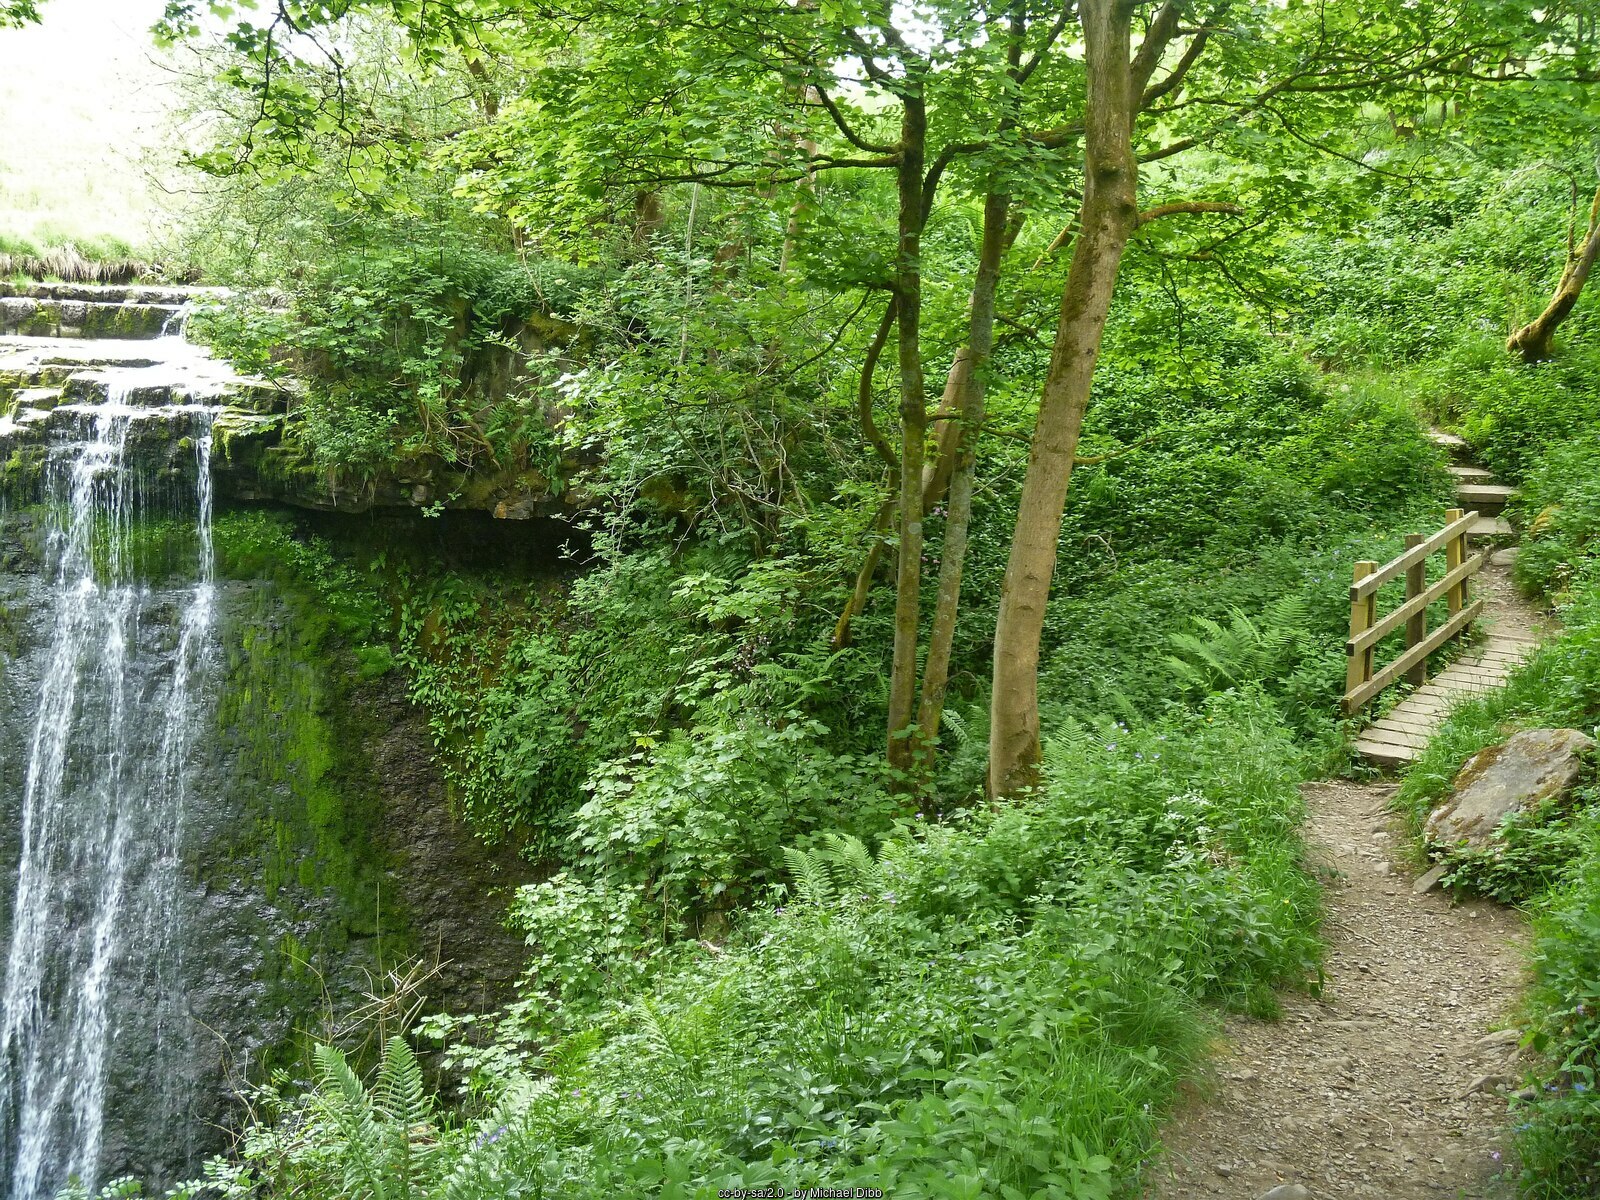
[[1258, 1186, 1314, 1200], [1412, 862, 1449, 894], [1424, 728, 1595, 852]]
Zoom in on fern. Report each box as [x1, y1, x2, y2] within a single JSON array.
[[313, 1043, 387, 1200], [823, 832, 886, 893], [783, 845, 834, 906], [1165, 595, 1311, 693], [940, 705, 972, 746], [371, 1036, 437, 1194]]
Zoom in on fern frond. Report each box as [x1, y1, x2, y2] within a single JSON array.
[[312, 1044, 386, 1200], [824, 833, 885, 893], [940, 706, 972, 747], [783, 846, 833, 907]]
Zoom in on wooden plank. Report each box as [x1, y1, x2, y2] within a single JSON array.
[[1343, 598, 1486, 711], [1361, 726, 1433, 750], [1485, 633, 1540, 647], [1432, 670, 1501, 687], [1371, 712, 1446, 736], [1487, 630, 1541, 643], [1390, 697, 1456, 717], [1477, 647, 1536, 661], [1355, 738, 1419, 767], [1446, 507, 1465, 619], [1436, 665, 1513, 684], [1450, 665, 1519, 681], [1404, 532, 1428, 685], [1353, 512, 1480, 598], [1350, 732, 1427, 752], [1346, 552, 1484, 655], [1472, 645, 1534, 660], [1456, 483, 1517, 504]]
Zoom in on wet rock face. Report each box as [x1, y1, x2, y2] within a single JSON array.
[[356, 673, 534, 1016], [1425, 727, 1596, 851], [0, 511, 534, 1194]]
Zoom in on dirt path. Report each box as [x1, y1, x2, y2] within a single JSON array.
[[1144, 777, 1531, 1199]]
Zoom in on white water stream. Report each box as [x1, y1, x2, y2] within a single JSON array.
[[0, 368, 218, 1198]]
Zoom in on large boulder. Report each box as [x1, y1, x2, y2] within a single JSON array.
[[1425, 728, 1595, 851]]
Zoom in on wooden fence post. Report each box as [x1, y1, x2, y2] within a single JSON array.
[[1346, 560, 1378, 699], [1403, 532, 1427, 686], [1445, 508, 1464, 617]]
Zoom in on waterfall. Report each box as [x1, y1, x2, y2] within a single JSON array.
[[0, 377, 219, 1200]]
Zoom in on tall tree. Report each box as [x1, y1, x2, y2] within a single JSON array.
[[985, 0, 1526, 795]]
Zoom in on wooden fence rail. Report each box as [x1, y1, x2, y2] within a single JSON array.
[[1342, 508, 1484, 714]]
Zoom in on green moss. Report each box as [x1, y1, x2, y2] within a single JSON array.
[[203, 511, 420, 1071]]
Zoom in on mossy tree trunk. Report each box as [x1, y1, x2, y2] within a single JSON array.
[[886, 90, 930, 780], [1508, 184, 1600, 363], [913, 189, 1010, 780]]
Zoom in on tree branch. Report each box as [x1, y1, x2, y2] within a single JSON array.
[[1129, 1, 1184, 98], [1140, 27, 1211, 109], [811, 84, 899, 155], [1018, 0, 1077, 85], [1136, 200, 1244, 225], [859, 298, 901, 471]]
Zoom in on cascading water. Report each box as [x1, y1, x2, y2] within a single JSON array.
[[0, 375, 218, 1200], [0, 286, 538, 1197]]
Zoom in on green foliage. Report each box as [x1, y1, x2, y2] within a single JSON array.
[[134, 4, 1595, 1194], [1516, 431, 1600, 599], [285, 234, 565, 475], [173, 693, 1321, 1198], [1166, 596, 1312, 695]]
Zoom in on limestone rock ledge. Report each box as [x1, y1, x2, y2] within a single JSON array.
[[0, 332, 579, 520]]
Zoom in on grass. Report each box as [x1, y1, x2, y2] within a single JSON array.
[[0, 0, 172, 257]]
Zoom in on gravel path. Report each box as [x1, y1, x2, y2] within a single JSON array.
[[1143, 778, 1530, 1199]]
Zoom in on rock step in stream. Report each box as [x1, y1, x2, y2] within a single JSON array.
[[0, 282, 233, 341]]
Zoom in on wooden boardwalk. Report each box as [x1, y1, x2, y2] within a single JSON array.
[[1352, 431, 1540, 769], [1353, 628, 1540, 769]]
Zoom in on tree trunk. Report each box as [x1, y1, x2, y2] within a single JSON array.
[[779, 87, 822, 275], [831, 299, 900, 650], [922, 214, 1025, 511], [920, 346, 975, 509], [1508, 185, 1600, 363], [913, 190, 1010, 777], [886, 95, 929, 777], [988, 0, 1141, 798]]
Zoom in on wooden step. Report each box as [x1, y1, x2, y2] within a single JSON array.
[[1456, 483, 1517, 514], [1354, 736, 1421, 769], [1448, 465, 1494, 482], [1429, 430, 1472, 462], [1467, 515, 1513, 543]]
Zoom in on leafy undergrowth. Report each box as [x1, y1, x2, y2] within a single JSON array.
[[134, 693, 1317, 1200], [151, 294, 1454, 1200]]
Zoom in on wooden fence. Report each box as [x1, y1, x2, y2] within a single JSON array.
[[1342, 508, 1484, 715]]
